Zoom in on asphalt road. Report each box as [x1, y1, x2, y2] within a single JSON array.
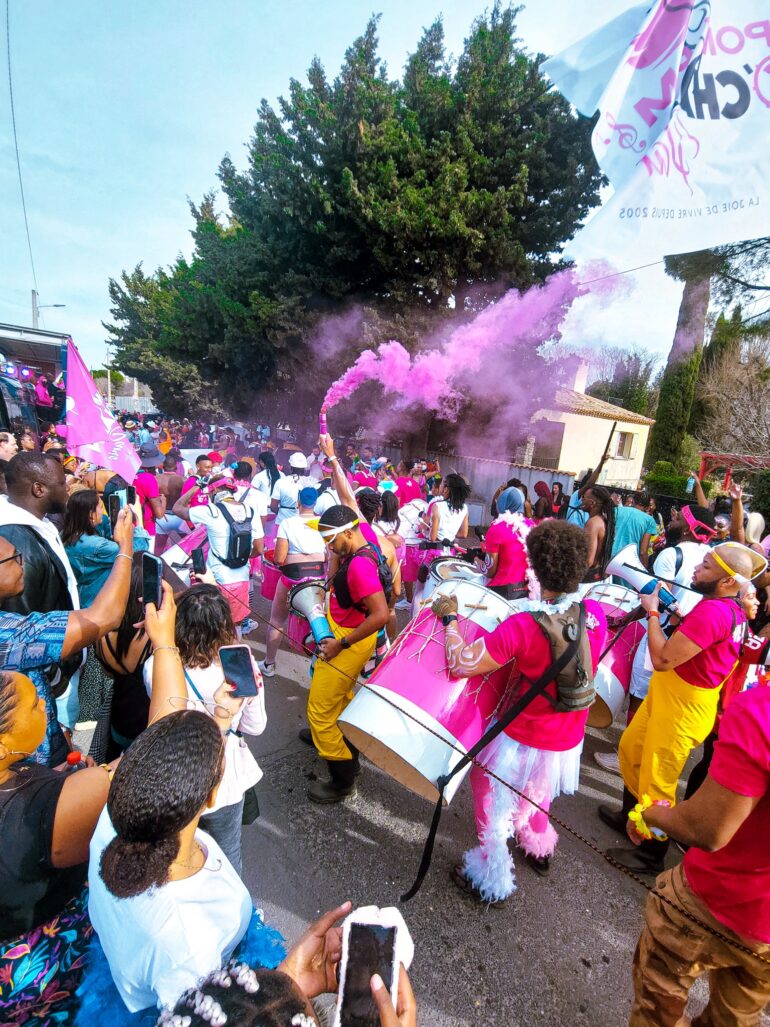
[[240, 594, 768, 1026]]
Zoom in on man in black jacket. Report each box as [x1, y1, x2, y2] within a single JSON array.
[[0, 453, 81, 747]]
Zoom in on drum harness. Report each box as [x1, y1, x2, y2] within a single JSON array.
[[232, 576, 770, 967]]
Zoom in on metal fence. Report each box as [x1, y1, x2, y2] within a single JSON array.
[[378, 447, 575, 527], [111, 396, 158, 415]]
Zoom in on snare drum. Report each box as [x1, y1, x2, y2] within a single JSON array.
[[340, 579, 514, 803], [421, 557, 486, 604]]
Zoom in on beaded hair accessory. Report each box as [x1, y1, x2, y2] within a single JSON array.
[[185, 990, 227, 1026]]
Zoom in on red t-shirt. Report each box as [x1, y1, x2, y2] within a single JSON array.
[[675, 597, 746, 689], [684, 687, 770, 943], [396, 477, 423, 505], [330, 549, 383, 629], [485, 599, 608, 751], [134, 471, 160, 537], [484, 520, 529, 587]]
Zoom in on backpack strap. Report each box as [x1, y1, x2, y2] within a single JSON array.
[[401, 613, 583, 902]]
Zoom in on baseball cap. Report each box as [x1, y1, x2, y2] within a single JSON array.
[[289, 452, 308, 470]]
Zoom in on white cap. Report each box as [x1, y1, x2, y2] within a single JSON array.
[[289, 452, 308, 470]]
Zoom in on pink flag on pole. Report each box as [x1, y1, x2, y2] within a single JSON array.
[[65, 339, 140, 482]]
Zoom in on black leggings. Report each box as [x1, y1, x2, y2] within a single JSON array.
[[684, 732, 717, 801]]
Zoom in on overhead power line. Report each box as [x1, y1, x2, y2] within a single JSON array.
[[5, 0, 39, 293]]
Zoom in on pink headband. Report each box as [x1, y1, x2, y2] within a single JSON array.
[[682, 505, 717, 542]]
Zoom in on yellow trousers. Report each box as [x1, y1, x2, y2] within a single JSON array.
[[307, 610, 376, 761], [618, 668, 721, 806]]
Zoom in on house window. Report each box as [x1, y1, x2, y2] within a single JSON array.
[[613, 431, 636, 459]]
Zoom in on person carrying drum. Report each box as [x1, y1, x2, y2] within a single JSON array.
[[431, 520, 608, 906], [304, 501, 389, 805]]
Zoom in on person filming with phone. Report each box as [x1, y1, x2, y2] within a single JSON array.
[[143, 583, 266, 875]]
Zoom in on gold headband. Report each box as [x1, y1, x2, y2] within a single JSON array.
[[711, 542, 768, 582]]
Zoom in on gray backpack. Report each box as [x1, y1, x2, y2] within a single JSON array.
[[530, 602, 596, 713]]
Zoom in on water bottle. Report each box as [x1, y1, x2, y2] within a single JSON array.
[[686, 476, 695, 493], [66, 750, 87, 772]]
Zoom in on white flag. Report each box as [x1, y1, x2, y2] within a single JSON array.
[[542, 1, 770, 262]]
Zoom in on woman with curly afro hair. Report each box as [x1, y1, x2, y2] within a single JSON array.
[[431, 520, 608, 906]]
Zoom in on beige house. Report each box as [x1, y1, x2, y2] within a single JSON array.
[[530, 365, 654, 488]]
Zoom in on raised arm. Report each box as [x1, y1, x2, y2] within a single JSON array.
[[320, 433, 360, 516], [61, 508, 134, 659], [689, 471, 708, 510], [728, 482, 745, 544]]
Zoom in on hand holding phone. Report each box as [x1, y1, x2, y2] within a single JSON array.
[[108, 494, 122, 533], [191, 546, 206, 576], [142, 553, 164, 610], [219, 644, 260, 697], [334, 908, 414, 1027], [369, 967, 417, 1027]]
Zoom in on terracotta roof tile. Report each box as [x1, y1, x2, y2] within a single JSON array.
[[555, 388, 656, 426]]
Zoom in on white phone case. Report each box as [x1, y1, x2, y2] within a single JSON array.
[[333, 906, 413, 1027]]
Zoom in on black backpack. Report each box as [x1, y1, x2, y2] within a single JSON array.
[[335, 544, 393, 609], [212, 498, 253, 569]]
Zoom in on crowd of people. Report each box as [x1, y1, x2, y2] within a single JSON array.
[[0, 409, 768, 1027]]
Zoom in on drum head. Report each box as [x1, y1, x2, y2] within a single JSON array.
[[583, 582, 639, 618], [431, 578, 512, 632], [428, 557, 485, 586]]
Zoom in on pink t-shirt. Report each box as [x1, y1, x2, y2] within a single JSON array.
[[330, 549, 383, 629], [182, 475, 209, 507], [484, 520, 529, 587], [352, 471, 378, 490], [684, 687, 770, 943], [134, 471, 160, 537], [675, 597, 746, 689], [396, 477, 422, 505], [485, 599, 608, 751]]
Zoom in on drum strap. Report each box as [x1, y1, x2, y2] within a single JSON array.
[[401, 608, 585, 903]]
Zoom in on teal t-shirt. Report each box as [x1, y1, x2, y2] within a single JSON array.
[[611, 505, 658, 559]]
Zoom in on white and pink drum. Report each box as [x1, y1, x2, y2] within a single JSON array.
[[260, 550, 281, 601], [340, 579, 513, 804], [582, 583, 645, 728]]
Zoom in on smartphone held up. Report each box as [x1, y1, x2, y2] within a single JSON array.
[[219, 644, 260, 698], [334, 907, 413, 1027], [142, 553, 164, 610]]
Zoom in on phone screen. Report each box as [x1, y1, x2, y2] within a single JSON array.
[[108, 494, 121, 532], [219, 645, 259, 697], [191, 546, 206, 575], [340, 924, 397, 1027], [142, 553, 163, 610], [126, 485, 137, 506]]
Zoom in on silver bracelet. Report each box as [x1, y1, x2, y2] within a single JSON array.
[[116, 552, 133, 563], [153, 645, 180, 655]]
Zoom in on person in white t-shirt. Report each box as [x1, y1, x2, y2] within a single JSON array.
[[252, 450, 282, 499], [270, 452, 315, 525], [429, 472, 470, 544], [84, 594, 271, 1020], [260, 487, 326, 679], [173, 473, 264, 631], [144, 584, 266, 874], [314, 481, 340, 517]]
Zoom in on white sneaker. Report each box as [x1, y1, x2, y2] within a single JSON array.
[[395, 598, 411, 610], [593, 751, 620, 774], [259, 660, 276, 678]]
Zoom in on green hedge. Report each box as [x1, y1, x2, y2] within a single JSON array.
[[644, 461, 714, 500]]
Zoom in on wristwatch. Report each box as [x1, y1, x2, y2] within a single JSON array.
[[442, 614, 458, 627], [340, 637, 351, 650]]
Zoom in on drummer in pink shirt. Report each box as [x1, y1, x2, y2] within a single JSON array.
[[483, 486, 534, 601], [395, 460, 424, 506], [628, 685, 770, 1026], [433, 520, 607, 905]]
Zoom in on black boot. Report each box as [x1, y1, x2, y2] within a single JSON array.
[[298, 727, 315, 748], [307, 759, 357, 804], [610, 837, 669, 875], [347, 740, 362, 778], [598, 787, 637, 835]]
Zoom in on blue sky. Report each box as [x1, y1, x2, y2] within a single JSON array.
[[1, 0, 685, 371]]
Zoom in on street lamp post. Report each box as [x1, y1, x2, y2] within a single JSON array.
[[31, 290, 65, 329]]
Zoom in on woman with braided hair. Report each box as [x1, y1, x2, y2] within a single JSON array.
[[580, 484, 617, 582]]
